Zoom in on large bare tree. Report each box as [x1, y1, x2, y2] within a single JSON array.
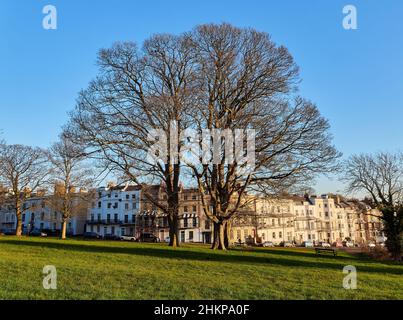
[[0, 144, 49, 236], [185, 24, 340, 250], [67, 35, 197, 247], [344, 152, 403, 259], [47, 134, 94, 240]]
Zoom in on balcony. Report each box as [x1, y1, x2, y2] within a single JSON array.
[[86, 219, 123, 225]]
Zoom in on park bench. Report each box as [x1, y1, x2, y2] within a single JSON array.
[[315, 247, 337, 256]]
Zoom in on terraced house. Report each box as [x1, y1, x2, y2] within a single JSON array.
[[229, 194, 385, 246]]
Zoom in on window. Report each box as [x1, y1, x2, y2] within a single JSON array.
[[184, 195, 188, 201], [184, 206, 188, 213], [133, 203, 137, 209], [279, 231, 282, 239], [107, 203, 111, 209], [114, 214, 118, 222], [107, 214, 111, 222], [192, 195, 197, 200], [237, 230, 241, 240], [272, 232, 276, 239], [97, 214, 101, 221], [132, 194, 136, 199], [98, 202, 101, 208], [126, 194, 129, 200], [184, 219, 188, 228], [121, 228, 125, 236], [189, 231, 194, 241], [97, 226, 100, 233], [111, 226, 115, 234], [125, 203, 129, 210], [205, 220, 210, 230], [192, 206, 196, 212], [193, 217, 197, 227], [104, 226, 107, 234], [124, 215, 128, 223], [91, 214, 94, 221]]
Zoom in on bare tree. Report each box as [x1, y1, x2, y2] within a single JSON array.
[[185, 24, 341, 250], [344, 152, 403, 259], [67, 35, 197, 247], [0, 144, 49, 236], [47, 134, 94, 239]]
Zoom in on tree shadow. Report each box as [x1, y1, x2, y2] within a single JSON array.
[[2, 239, 402, 276]]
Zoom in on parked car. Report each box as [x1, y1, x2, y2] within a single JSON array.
[[137, 233, 160, 243], [83, 232, 102, 239], [164, 236, 170, 243], [368, 242, 376, 249], [343, 241, 354, 248], [281, 241, 295, 248], [104, 234, 121, 241], [120, 235, 136, 242], [302, 241, 314, 248], [320, 242, 331, 248], [0, 228, 16, 235], [334, 241, 344, 248], [29, 229, 47, 237], [262, 241, 275, 247]]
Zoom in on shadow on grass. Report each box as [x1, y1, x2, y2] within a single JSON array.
[[2, 239, 402, 276]]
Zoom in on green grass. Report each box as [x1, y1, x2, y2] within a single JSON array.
[[0, 236, 402, 300]]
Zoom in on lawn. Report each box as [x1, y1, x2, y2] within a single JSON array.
[[0, 236, 402, 300]]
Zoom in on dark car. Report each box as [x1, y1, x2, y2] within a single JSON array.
[[138, 233, 160, 243], [0, 228, 16, 235], [29, 229, 48, 237], [83, 232, 102, 239], [104, 233, 121, 241]]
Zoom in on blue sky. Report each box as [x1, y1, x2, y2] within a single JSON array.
[[1, 0, 402, 194]]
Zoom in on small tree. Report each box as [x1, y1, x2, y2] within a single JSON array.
[[344, 152, 403, 259], [47, 135, 94, 239], [0, 144, 49, 236]]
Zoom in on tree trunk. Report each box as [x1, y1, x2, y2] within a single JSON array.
[[212, 220, 227, 250], [61, 218, 67, 240], [168, 213, 179, 248], [15, 198, 22, 236]]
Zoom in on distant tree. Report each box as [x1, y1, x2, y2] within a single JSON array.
[[0, 144, 49, 236], [47, 134, 94, 239], [344, 152, 403, 259]]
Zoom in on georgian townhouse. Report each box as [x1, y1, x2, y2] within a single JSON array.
[[0, 193, 87, 235], [292, 196, 318, 244], [86, 184, 142, 237], [86, 184, 213, 243]]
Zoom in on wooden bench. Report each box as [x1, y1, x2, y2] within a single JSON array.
[[315, 248, 337, 256]]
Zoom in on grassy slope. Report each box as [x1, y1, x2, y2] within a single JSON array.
[[0, 236, 402, 300]]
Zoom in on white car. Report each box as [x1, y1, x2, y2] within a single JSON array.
[[262, 241, 274, 247], [368, 242, 376, 248], [344, 241, 354, 248], [303, 241, 314, 248], [120, 235, 136, 242], [321, 242, 331, 248], [165, 237, 170, 243]]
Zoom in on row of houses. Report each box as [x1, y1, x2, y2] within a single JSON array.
[[0, 184, 385, 245]]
